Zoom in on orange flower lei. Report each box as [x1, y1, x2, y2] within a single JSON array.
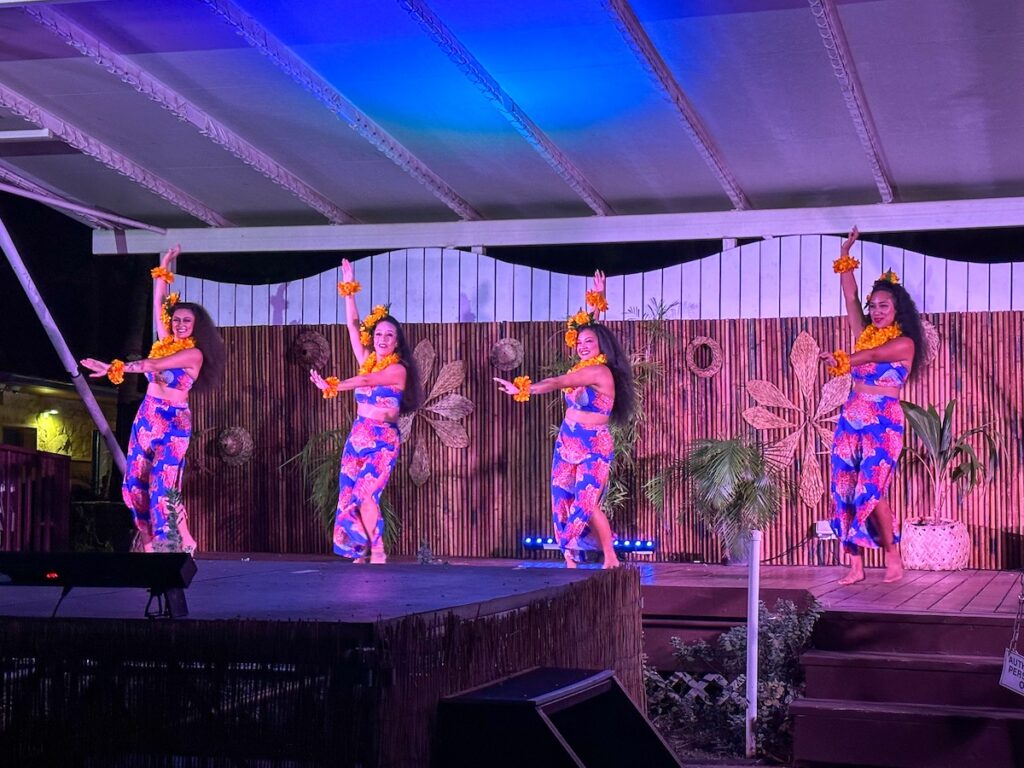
[[562, 353, 608, 392], [107, 359, 125, 385], [160, 292, 180, 333], [564, 309, 595, 348], [321, 376, 341, 399], [150, 266, 174, 284], [359, 305, 389, 348], [832, 253, 859, 274], [512, 375, 531, 402], [149, 336, 196, 359], [854, 323, 902, 352], [585, 290, 608, 313], [358, 352, 400, 375], [827, 350, 851, 377], [338, 280, 361, 297]]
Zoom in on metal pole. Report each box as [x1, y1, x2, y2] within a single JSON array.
[[0, 213, 126, 474], [0, 181, 166, 234], [745, 529, 763, 758]]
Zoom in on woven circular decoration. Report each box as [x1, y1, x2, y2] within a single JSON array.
[[288, 330, 330, 369], [217, 427, 254, 467], [489, 337, 524, 371], [685, 336, 724, 378], [920, 318, 940, 366]]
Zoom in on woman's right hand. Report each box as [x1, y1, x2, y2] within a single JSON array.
[[341, 258, 355, 283], [818, 352, 838, 368], [161, 244, 181, 270], [79, 358, 110, 378], [493, 377, 518, 397], [840, 226, 859, 255], [309, 369, 329, 392]]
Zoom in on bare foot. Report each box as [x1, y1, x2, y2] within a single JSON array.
[[883, 564, 904, 583], [563, 554, 578, 569], [602, 555, 621, 569], [837, 572, 865, 586]]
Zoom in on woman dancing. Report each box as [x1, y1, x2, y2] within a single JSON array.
[[80, 245, 225, 553], [821, 227, 927, 585], [495, 271, 636, 568], [309, 258, 421, 563]]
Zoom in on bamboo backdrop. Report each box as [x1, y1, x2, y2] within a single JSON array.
[[184, 312, 1023, 570]]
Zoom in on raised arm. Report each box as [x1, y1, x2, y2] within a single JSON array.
[[836, 227, 867, 336], [152, 245, 180, 340], [339, 258, 368, 365], [587, 269, 608, 321]]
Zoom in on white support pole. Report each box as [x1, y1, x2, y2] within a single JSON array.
[[0, 213, 126, 474], [745, 530, 763, 758]]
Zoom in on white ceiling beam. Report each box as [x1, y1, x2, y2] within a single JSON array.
[[26, 5, 359, 225], [0, 163, 111, 229], [93, 195, 1024, 254], [198, 0, 482, 222], [0, 80, 233, 227], [602, 0, 751, 211], [0, 128, 53, 142], [809, 0, 896, 204], [399, 0, 614, 217]]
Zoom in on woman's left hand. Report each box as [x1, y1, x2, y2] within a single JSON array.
[[819, 352, 837, 368]]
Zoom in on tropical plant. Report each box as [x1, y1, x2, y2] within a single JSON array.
[[900, 399, 1001, 522], [645, 438, 789, 563], [282, 427, 400, 549]]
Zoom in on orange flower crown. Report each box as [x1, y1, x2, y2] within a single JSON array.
[[877, 269, 900, 285], [359, 304, 390, 348], [160, 292, 181, 333], [563, 291, 607, 348]]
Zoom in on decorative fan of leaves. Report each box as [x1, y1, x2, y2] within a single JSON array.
[[398, 339, 475, 486], [742, 330, 850, 508]]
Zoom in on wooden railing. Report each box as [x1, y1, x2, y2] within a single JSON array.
[[0, 445, 70, 552]]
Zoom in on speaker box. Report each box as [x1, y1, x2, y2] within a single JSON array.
[[432, 667, 681, 767], [0, 552, 197, 618]]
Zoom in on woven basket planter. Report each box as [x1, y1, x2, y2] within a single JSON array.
[[901, 517, 970, 571]]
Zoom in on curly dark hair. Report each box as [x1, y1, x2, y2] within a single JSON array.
[[865, 282, 928, 381], [377, 315, 422, 414], [172, 302, 225, 394], [578, 323, 636, 426]]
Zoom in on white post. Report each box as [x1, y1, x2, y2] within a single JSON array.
[[745, 529, 763, 758], [0, 213, 126, 474]]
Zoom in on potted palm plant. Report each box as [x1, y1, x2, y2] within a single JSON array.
[[899, 400, 1001, 570], [646, 437, 789, 565]]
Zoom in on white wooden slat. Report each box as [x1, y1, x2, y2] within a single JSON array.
[[178, 275, 200, 305], [405, 249, 425, 324], [779, 237, 800, 317], [370, 252, 390, 310], [700, 253, 721, 319], [567, 274, 589, 319], [494, 258, 514, 321], [660, 263, 682, 318], [1012, 263, 1024, 310], [319, 267, 337, 326], [441, 251, 460, 323], [423, 248, 443, 322], [475, 254, 496, 323], [234, 284, 253, 327], [458, 251, 479, 322], [901, 248, 925, 310], [799, 235, 821, 318], [818, 236, 842, 317], [922, 255, 946, 314], [201, 279, 220, 324], [251, 283, 270, 326], [859, 240, 883, 301], [531, 265, 550, 322], [623, 272, 644, 320], [604, 273, 625, 321], [759, 239, 781, 320], [301, 275, 320, 325], [966, 262, 990, 312], [285, 280, 303, 325], [387, 250, 408, 322], [739, 241, 760, 319], [719, 247, 740, 319], [512, 264, 532, 321], [548, 268, 569, 324], [881, 244, 904, 280], [944, 259, 968, 313], [217, 282, 236, 327], [989, 262, 1012, 312], [642, 268, 663, 318], [680, 259, 700, 318]]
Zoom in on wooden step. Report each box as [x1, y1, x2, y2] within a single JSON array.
[[802, 649, 1022, 708], [791, 697, 1024, 767], [812, 610, 1015, 656]]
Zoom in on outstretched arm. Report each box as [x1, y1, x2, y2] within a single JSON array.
[[494, 365, 611, 398], [152, 245, 180, 340], [339, 258, 368, 365], [310, 363, 406, 395]]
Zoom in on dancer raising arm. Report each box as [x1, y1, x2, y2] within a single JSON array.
[[309, 258, 421, 563], [821, 227, 928, 585], [80, 245, 225, 553], [495, 270, 636, 568]]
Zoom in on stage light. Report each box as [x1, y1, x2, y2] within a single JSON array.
[[522, 535, 658, 555]]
